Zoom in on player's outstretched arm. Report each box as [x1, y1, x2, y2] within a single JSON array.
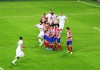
[[20, 44, 26, 48], [34, 25, 36, 28]]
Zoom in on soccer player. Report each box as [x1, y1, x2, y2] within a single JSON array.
[[66, 27, 73, 54], [12, 36, 25, 65], [57, 13, 68, 31], [49, 25, 56, 50], [55, 24, 62, 51], [34, 21, 44, 46], [46, 10, 57, 25], [49, 12, 57, 25], [51, 12, 57, 21], [43, 23, 50, 48], [46, 10, 52, 23]]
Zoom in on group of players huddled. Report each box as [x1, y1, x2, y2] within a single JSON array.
[[35, 10, 73, 54], [11, 10, 73, 65]]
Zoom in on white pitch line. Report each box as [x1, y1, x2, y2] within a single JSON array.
[[93, 27, 100, 30], [0, 13, 100, 18], [80, 1, 100, 8]]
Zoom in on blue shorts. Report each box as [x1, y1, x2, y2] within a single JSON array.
[[49, 37, 52, 42], [67, 41, 72, 46], [50, 37, 54, 43], [52, 37, 56, 43], [47, 36, 50, 42], [44, 35, 46, 40], [57, 38, 60, 43], [54, 38, 56, 42]]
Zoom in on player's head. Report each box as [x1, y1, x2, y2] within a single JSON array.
[[43, 13, 46, 16], [50, 9, 52, 14], [51, 12, 54, 15], [46, 18, 48, 21], [66, 27, 70, 30], [56, 24, 59, 28], [19, 36, 23, 40], [60, 13, 63, 16], [40, 21, 43, 25]]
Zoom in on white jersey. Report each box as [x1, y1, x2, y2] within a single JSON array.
[[46, 13, 52, 22], [16, 40, 24, 57], [36, 24, 44, 38], [57, 15, 67, 24], [17, 40, 23, 50], [52, 14, 57, 21], [36, 24, 44, 32]]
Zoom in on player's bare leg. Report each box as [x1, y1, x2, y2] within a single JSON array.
[[69, 45, 73, 54], [12, 57, 19, 65], [68, 45, 73, 54], [38, 37, 43, 47], [67, 46, 70, 53]]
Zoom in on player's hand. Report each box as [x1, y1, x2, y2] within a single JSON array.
[[22, 46, 26, 48], [34, 25, 36, 28]]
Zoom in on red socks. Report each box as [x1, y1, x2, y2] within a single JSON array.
[[49, 44, 55, 50], [58, 44, 62, 51]]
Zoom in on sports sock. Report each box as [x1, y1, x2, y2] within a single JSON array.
[[38, 39, 42, 44], [41, 40, 44, 45], [44, 41, 46, 47], [58, 44, 62, 51], [46, 42, 49, 47], [12, 57, 18, 63], [67, 46, 70, 52], [50, 44, 55, 50]]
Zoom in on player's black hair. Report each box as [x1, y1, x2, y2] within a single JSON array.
[[46, 17, 48, 20], [20, 36, 23, 40], [44, 13, 46, 15], [56, 24, 59, 27], [44, 21, 46, 24], [50, 9, 52, 11], [50, 24, 54, 27], [40, 20, 43, 23], [51, 12, 54, 15], [50, 9, 52, 13], [66, 27, 70, 30]]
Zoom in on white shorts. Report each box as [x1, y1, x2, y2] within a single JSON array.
[[59, 24, 64, 29], [38, 32, 44, 38], [16, 49, 24, 57]]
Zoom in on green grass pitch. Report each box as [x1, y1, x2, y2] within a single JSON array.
[[0, 1, 100, 70]]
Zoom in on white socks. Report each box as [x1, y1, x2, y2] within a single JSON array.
[[38, 39, 44, 46], [41, 41, 44, 45], [12, 57, 18, 64], [38, 39, 42, 44]]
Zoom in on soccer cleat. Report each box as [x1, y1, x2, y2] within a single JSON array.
[[11, 62, 15, 65], [66, 51, 70, 53], [70, 52, 73, 54], [39, 43, 43, 47], [45, 47, 49, 50], [49, 48, 53, 51]]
